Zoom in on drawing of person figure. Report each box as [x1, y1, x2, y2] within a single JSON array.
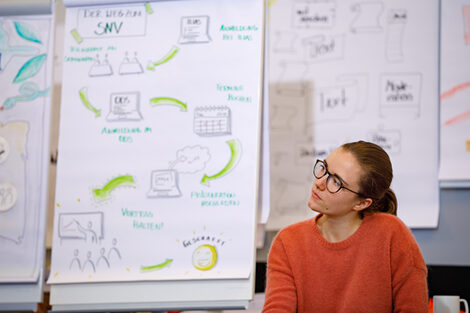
[[69, 249, 81, 271], [107, 238, 121, 262], [75, 220, 98, 244], [82, 251, 96, 273], [96, 247, 110, 268]]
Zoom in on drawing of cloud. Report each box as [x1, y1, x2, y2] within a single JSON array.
[[171, 145, 211, 174]]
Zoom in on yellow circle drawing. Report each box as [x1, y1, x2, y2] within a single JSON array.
[[192, 244, 217, 271]]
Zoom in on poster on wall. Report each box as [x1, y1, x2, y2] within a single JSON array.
[[48, 0, 264, 284], [267, 0, 439, 229], [0, 15, 53, 282], [439, 0, 470, 185]]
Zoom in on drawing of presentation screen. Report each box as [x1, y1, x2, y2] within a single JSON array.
[[147, 170, 181, 198], [179, 16, 211, 44], [107, 92, 142, 121]]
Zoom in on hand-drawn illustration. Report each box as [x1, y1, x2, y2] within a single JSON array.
[[147, 169, 182, 198], [274, 61, 309, 96], [14, 21, 42, 44], [119, 52, 143, 75], [367, 125, 401, 154], [2, 82, 50, 110], [144, 3, 153, 14], [443, 110, 470, 126], [313, 81, 360, 122], [178, 16, 211, 44], [58, 212, 104, 244], [69, 249, 82, 271], [107, 238, 121, 261], [82, 251, 96, 272], [0, 21, 38, 72], [0, 182, 17, 212], [201, 139, 241, 186], [194, 106, 231, 137], [147, 45, 179, 70], [13, 53, 46, 83], [96, 248, 110, 268], [350, 2, 384, 33], [386, 9, 407, 63], [463, 6, 470, 44], [379, 73, 422, 118], [270, 105, 298, 132], [79, 87, 101, 117], [192, 244, 217, 271], [272, 31, 297, 53], [141, 258, 173, 272], [92, 175, 136, 202], [0, 136, 10, 164], [0, 122, 28, 244], [302, 34, 345, 62], [294, 141, 336, 165], [291, 0, 336, 29], [149, 96, 187, 111], [89, 54, 113, 77], [169, 145, 211, 174], [74, 5, 147, 41], [107, 92, 142, 121]]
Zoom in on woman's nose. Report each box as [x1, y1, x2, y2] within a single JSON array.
[[314, 174, 327, 190]]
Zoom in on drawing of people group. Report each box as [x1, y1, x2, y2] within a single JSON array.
[[69, 238, 121, 273]]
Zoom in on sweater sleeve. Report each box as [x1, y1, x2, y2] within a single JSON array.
[[262, 233, 297, 313], [390, 222, 429, 313]]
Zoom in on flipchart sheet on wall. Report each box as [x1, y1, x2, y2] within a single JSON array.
[[439, 0, 470, 184], [267, 0, 439, 229], [48, 0, 264, 284], [0, 14, 53, 282]]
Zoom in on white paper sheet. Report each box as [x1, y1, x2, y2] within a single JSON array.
[[0, 15, 53, 282], [49, 0, 264, 284], [439, 0, 470, 184], [267, 0, 439, 229]]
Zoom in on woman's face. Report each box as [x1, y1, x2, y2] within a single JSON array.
[[307, 147, 366, 217]]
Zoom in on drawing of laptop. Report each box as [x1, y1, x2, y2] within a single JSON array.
[[147, 169, 182, 198], [107, 92, 143, 121], [178, 16, 211, 44]]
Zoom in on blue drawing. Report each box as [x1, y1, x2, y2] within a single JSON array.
[[0, 22, 38, 72], [14, 21, 42, 44], [13, 53, 46, 83], [2, 82, 50, 110]]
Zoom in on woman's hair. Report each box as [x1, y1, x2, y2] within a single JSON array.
[[340, 141, 397, 217]]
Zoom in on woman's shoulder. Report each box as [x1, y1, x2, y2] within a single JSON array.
[[366, 213, 419, 244]]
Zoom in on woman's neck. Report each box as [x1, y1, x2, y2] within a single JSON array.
[[316, 213, 363, 243]]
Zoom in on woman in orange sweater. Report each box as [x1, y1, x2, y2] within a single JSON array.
[[262, 141, 429, 313]]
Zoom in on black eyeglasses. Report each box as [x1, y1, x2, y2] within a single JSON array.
[[313, 159, 367, 198]]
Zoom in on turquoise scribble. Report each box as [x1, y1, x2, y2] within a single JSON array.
[[2, 82, 50, 110], [14, 21, 42, 44], [0, 22, 38, 71], [13, 53, 46, 83]]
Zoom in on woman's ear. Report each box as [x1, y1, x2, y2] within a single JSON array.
[[353, 198, 373, 212]]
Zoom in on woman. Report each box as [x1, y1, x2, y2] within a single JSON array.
[[262, 141, 428, 313]]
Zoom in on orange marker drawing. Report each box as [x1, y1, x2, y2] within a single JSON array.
[[463, 6, 470, 44], [441, 81, 470, 100], [444, 109, 470, 126]]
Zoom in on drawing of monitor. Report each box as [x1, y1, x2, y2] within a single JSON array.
[[107, 92, 143, 121], [178, 16, 211, 44], [147, 169, 181, 198]]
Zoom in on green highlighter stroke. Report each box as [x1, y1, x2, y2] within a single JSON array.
[[147, 46, 179, 70], [149, 97, 187, 111], [141, 259, 173, 272], [79, 87, 101, 117], [93, 175, 135, 201], [201, 139, 241, 186]]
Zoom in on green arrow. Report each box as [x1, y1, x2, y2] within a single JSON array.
[[79, 87, 101, 117], [201, 139, 241, 186], [141, 259, 173, 272], [150, 97, 187, 111], [147, 46, 179, 70], [92, 175, 135, 201]]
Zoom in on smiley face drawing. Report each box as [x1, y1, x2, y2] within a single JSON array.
[[192, 244, 217, 271], [0, 136, 9, 164]]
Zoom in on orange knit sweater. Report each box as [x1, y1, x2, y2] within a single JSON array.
[[262, 213, 429, 313]]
